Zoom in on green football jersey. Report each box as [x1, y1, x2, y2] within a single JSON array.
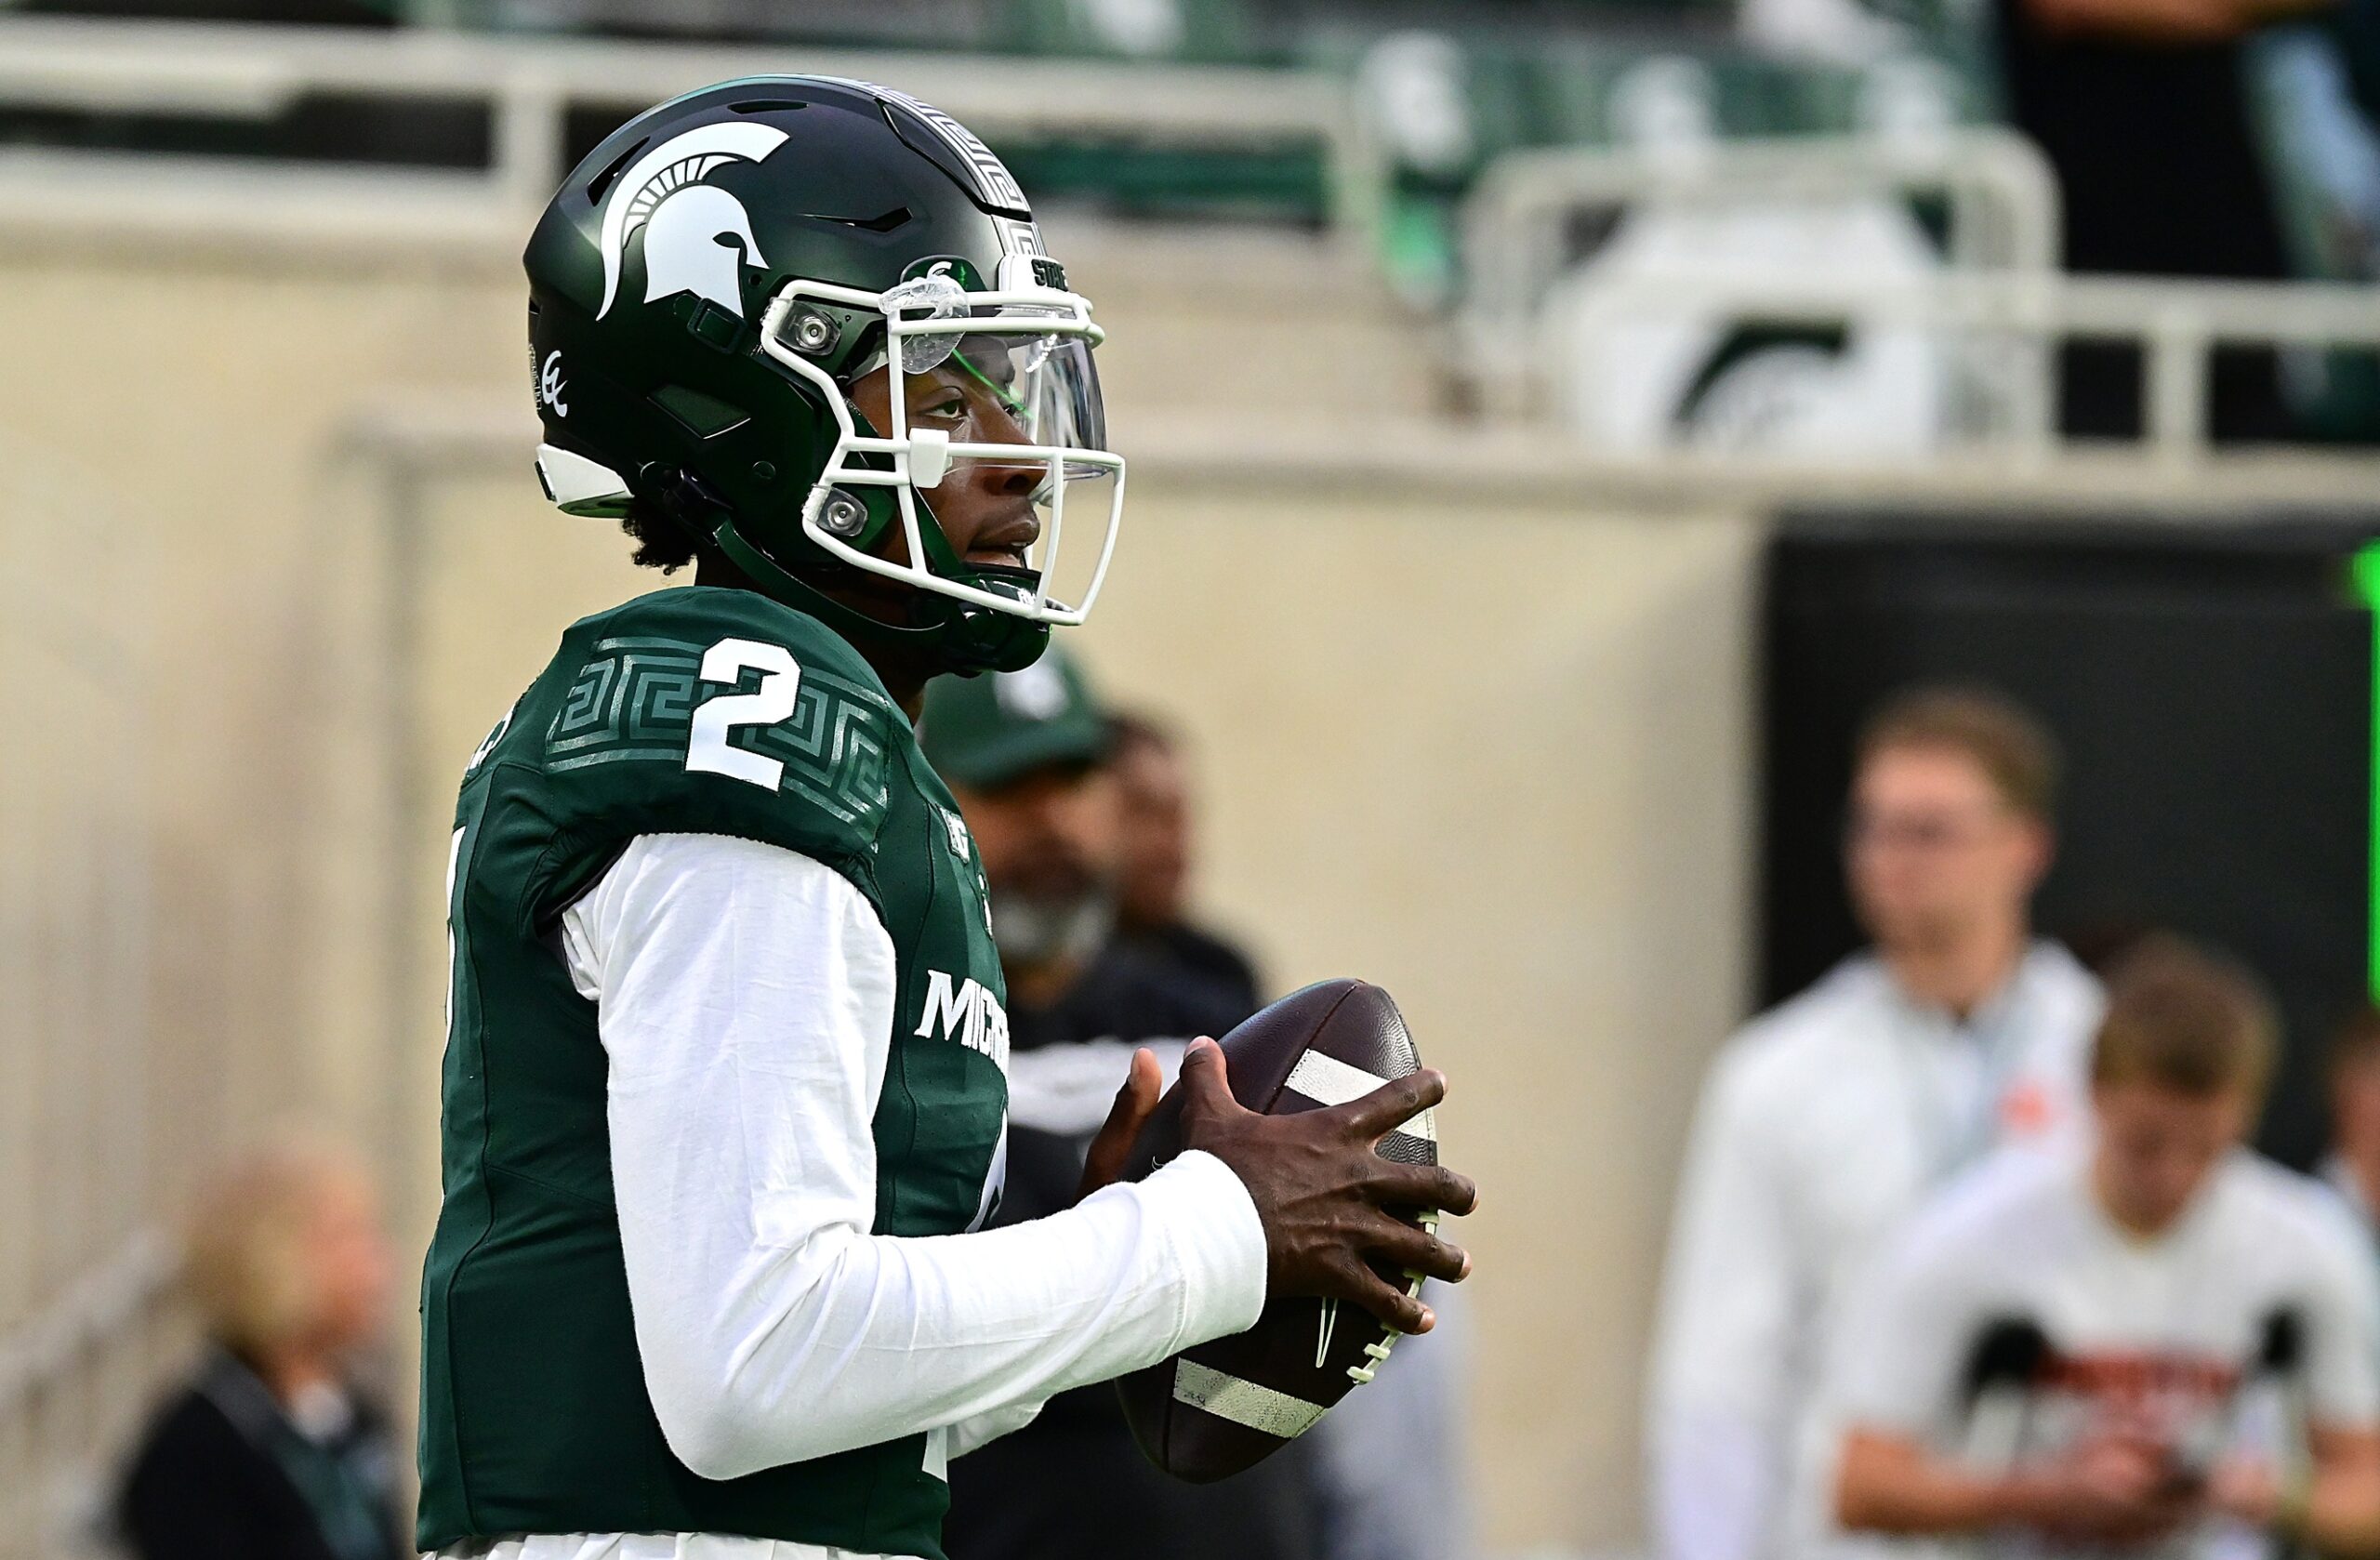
[[416, 586, 1009, 1558]]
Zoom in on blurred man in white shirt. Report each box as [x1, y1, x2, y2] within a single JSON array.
[[1649, 688, 2104, 1560], [1830, 936, 2380, 1560]]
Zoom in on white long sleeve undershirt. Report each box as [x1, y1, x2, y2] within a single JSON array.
[[430, 831, 1267, 1560]]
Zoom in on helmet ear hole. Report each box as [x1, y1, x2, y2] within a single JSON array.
[[652, 384, 751, 438]]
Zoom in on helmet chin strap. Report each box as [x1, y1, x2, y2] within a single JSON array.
[[668, 470, 1050, 679]]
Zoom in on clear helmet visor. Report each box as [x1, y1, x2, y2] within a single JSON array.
[[896, 315, 1109, 480], [763, 277, 1128, 627], [898, 326, 1118, 618]]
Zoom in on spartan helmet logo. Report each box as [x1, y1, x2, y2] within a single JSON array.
[[596, 122, 791, 321]]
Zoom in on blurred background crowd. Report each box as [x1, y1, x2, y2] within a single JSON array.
[[10, 0, 2380, 1557]]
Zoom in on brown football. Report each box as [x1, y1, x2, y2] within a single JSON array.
[[1113, 978, 1437, 1483]]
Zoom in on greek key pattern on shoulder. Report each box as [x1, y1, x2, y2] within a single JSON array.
[[545, 634, 893, 826]]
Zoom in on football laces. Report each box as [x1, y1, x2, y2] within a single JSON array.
[[1346, 1208, 1440, 1386]]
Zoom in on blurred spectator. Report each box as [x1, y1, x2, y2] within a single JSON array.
[[2324, 1004, 2380, 1236], [920, 654, 1255, 1068], [2248, 12, 2380, 438], [1648, 686, 2104, 1560], [1992, 0, 2326, 441], [1108, 709, 1263, 1014], [115, 1135, 403, 1560], [1830, 936, 2380, 1559], [921, 651, 1322, 1560]]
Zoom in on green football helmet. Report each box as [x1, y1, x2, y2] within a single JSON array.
[[524, 77, 1125, 675]]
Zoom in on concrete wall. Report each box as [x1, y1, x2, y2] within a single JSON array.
[[0, 215, 1756, 1553], [0, 237, 536, 1553]]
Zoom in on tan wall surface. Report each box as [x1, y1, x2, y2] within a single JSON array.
[[0, 241, 527, 1552], [0, 241, 524, 1144], [0, 222, 1759, 1553]]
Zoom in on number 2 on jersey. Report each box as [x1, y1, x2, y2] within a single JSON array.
[[687, 637, 802, 790]]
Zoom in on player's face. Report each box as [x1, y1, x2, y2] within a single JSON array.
[[848, 358, 1045, 574], [1114, 740, 1192, 931], [2092, 1080, 2252, 1235], [1844, 745, 2048, 955]]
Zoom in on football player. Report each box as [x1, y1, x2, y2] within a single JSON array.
[[416, 77, 1477, 1560]]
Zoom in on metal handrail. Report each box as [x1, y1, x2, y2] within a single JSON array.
[[1459, 128, 2064, 416], [1456, 128, 2380, 462], [0, 1231, 175, 1425], [1543, 267, 2380, 465], [0, 15, 1384, 235]]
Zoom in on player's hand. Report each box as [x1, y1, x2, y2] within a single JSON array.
[[1078, 1046, 1164, 1201], [1172, 1035, 1477, 1335], [2015, 1434, 2202, 1543]]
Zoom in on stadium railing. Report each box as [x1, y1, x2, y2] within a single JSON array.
[[1538, 265, 2380, 464], [0, 1233, 176, 1559], [0, 14, 1384, 238], [1452, 130, 2380, 467], [1458, 128, 2061, 418]]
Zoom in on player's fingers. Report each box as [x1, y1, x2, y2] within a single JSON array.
[[1326, 1253, 1435, 1335], [1362, 1217, 1471, 1284], [1329, 1067, 1447, 1143], [1077, 1048, 1163, 1200], [1365, 1160, 1479, 1218], [1174, 1037, 1242, 1122]]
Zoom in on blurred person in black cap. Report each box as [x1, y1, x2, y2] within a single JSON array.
[[1107, 711, 1264, 1016], [919, 650, 1260, 1072], [921, 649, 1323, 1560], [116, 1135, 404, 1560]]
